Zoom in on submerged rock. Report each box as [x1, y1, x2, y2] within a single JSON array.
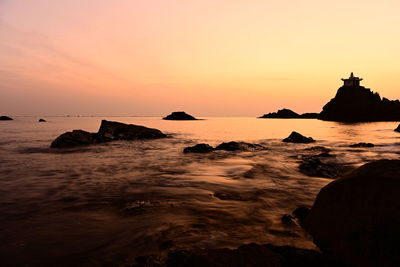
[[349, 142, 374, 148], [299, 156, 344, 178], [215, 141, 266, 151], [97, 120, 166, 140], [38, 119, 46, 122], [304, 146, 331, 153], [50, 130, 98, 148], [183, 144, 214, 153], [163, 111, 197, 120], [51, 120, 166, 148], [306, 160, 400, 267], [283, 131, 315, 143], [0, 116, 13, 120], [395, 124, 400, 132]]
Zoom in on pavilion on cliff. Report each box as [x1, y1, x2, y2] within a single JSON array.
[[341, 72, 363, 87]]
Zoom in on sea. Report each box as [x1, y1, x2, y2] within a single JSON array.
[[0, 117, 399, 266]]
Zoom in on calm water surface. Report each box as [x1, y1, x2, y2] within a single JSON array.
[[0, 117, 399, 266]]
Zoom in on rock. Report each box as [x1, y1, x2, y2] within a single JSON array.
[[319, 73, 400, 122], [283, 131, 315, 143], [299, 113, 319, 119], [299, 156, 343, 178], [50, 130, 98, 148], [281, 214, 297, 227], [215, 141, 266, 151], [97, 120, 166, 140], [183, 144, 214, 153], [304, 146, 331, 153], [38, 119, 46, 122], [349, 142, 374, 148], [0, 116, 13, 120], [305, 160, 400, 267], [395, 124, 400, 132], [292, 206, 310, 227], [51, 120, 166, 148], [259, 109, 300, 118], [163, 111, 197, 120]]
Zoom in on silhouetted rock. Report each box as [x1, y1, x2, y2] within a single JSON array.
[[97, 120, 166, 140], [50, 130, 98, 148], [259, 109, 300, 118], [0, 116, 13, 120], [281, 214, 297, 227], [38, 119, 46, 122], [395, 124, 400, 132], [349, 142, 374, 148], [292, 206, 310, 227], [183, 144, 214, 153], [51, 120, 166, 148], [319, 73, 400, 122], [133, 243, 343, 267], [163, 111, 197, 120], [215, 141, 266, 151], [283, 131, 315, 143], [299, 113, 319, 118], [306, 160, 400, 267], [299, 156, 343, 178], [304, 146, 331, 153]]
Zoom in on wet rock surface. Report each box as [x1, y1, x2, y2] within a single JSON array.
[[183, 143, 214, 153], [215, 141, 266, 151], [51, 120, 167, 148], [283, 131, 315, 143], [0, 116, 13, 120], [163, 111, 197, 120], [349, 142, 374, 148], [306, 160, 400, 267], [298, 154, 351, 179]]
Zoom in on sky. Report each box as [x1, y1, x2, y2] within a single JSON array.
[[1, 0, 400, 116]]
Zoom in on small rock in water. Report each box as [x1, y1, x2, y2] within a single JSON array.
[[304, 146, 331, 153], [394, 124, 400, 132], [299, 156, 345, 179], [281, 214, 297, 227], [283, 131, 315, 143], [163, 111, 197, 120], [349, 142, 374, 148], [183, 143, 214, 153], [50, 130, 98, 148], [0, 116, 13, 120], [38, 119, 46, 122], [215, 141, 266, 151]]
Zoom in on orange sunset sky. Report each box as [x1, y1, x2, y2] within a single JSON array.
[[1, 0, 399, 116]]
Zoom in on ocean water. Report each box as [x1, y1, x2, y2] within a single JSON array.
[[0, 117, 399, 266]]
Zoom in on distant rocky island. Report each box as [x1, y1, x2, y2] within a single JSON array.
[[163, 111, 197, 120], [259, 109, 318, 119], [319, 73, 400, 122]]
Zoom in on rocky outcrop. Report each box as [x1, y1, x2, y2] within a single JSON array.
[[51, 120, 166, 148], [50, 130, 99, 148], [133, 243, 343, 267], [319, 85, 400, 122], [183, 144, 214, 153], [283, 131, 315, 143], [215, 141, 266, 151], [349, 142, 374, 148], [305, 160, 400, 267], [0, 116, 13, 120], [163, 111, 197, 120], [38, 119, 46, 122], [395, 124, 400, 132], [259, 109, 319, 119]]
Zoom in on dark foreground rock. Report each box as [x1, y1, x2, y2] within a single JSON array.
[[38, 119, 46, 122], [0, 116, 13, 120], [318, 74, 400, 122], [183, 144, 214, 153], [51, 120, 166, 148], [215, 141, 266, 151], [283, 132, 315, 143], [163, 111, 197, 120], [50, 130, 98, 148], [349, 142, 374, 148], [133, 243, 342, 267], [395, 124, 400, 132], [259, 109, 319, 119], [306, 160, 400, 267]]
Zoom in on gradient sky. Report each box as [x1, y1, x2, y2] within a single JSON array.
[[1, 0, 400, 116]]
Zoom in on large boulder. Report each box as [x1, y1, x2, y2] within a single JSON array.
[[0, 116, 13, 120], [305, 160, 400, 267], [395, 124, 400, 132], [183, 144, 214, 153], [97, 120, 166, 140], [50, 130, 98, 148], [283, 131, 315, 143], [163, 111, 197, 120], [215, 141, 266, 151]]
